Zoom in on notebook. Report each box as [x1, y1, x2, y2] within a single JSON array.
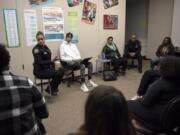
[[80, 57, 92, 64]]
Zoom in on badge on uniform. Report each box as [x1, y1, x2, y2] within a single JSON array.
[[34, 49, 39, 54]]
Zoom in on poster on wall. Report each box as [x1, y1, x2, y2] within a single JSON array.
[[103, 15, 118, 29], [82, 0, 96, 25], [24, 10, 38, 46], [68, 12, 79, 44], [3, 9, 20, 47], [42, 7, 64, 41], [67, 0, 84, 7], [103, 0, 118, 9], [28, 0, 54, 6]]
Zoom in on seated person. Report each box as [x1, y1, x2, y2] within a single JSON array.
[[0, 44, 49, 135], [60, 32, 97, 92], [70, 85, 135, 135], [102, 36, 127, 75], [131, 69, 161, 100], [128, 56, 180, 127], [32, 31, 64, 96], [124, 35, 142, 73], [151, 37, 175, 70]]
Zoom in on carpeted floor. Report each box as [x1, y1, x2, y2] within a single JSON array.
[[42, 61, 150, 135]]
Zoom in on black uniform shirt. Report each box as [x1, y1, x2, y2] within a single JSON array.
[[125, 40, 141, 55], [32, 44, 53, 73]]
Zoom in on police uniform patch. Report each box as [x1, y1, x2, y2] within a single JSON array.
[[34, 49, 39, 54]]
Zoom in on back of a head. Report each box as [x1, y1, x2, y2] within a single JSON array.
[[84, 85, 134, 135], [160, 56, 180, 83], [0, 44, 10, 72]]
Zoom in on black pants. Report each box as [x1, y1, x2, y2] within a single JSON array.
[[62, 61, 93, 82], [125, 53, 142, 72], [128, 100, 162, 126], [35, 68, 64, 92], [111, 58, 127, 73], [137, 70, 161, 96], [128, 70, 162, 125]]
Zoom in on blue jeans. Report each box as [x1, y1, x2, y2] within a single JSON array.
[[150, 56, 160, 69]]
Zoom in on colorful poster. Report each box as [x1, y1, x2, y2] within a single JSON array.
[[67, 0, 84, 7], [68, 12, 79, 44], [3, 9, 20, 47], [24, 10, 38, 46], [29, 0, 54, 6], [103, 0, 118, 9], [82, 0, 96, 25], [103, 15, 118, 29], [42, 7, 64, 41]]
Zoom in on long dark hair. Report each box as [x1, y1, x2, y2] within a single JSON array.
[[84, 85, 135, 135], [161, 37, 173, 45]]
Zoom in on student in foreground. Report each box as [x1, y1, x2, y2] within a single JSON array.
[[128, 56, 180, 128], [60, 32, 98, 92], [70, 85, 135, 135], [0, 44, 49, 135]]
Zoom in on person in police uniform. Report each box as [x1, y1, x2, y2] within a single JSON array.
[[32, 31, 64, 96], [124, 35, 142, 73]]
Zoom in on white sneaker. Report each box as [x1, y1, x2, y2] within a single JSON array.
[[131, 95, 140, 100], [80, 83, 89, 92], [88, 80, 98, 87]]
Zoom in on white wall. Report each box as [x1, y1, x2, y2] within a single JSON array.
[[172, 0, 180, 47], [126, 0, 149, 56], [0, 0, 126, 80], [147, 0, 174, 58]]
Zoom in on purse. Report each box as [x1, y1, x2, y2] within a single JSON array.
[[103, 70, 117, 81]]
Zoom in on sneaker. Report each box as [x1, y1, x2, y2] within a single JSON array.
[[131, 95, 140, 100], [88, 80, 98, 87], [80, 83, 89, 92]]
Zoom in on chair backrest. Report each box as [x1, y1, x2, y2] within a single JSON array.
[[161, 95, 180, 130]]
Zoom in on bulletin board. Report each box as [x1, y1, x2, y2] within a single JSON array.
[[3, 9, 20, 47]]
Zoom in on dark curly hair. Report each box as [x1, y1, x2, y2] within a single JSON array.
[[66, 32, 73, 38], [160, 56, 180, 82], [0, 44, 10, 72]]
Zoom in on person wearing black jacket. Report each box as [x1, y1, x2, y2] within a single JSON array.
[[124, 35, 142, 73], [128, 56, 180, 126], [102, 36, 127, 75], [131, 69, 161, 100], [32, 31, 64, 96], [151, 37, 175, 69]]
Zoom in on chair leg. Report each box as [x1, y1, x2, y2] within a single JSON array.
[[40, 79, 43, 94], [131, 58, 134, 65], [48, 79, 52, 95], [34, 77, 37, 84], [67, 71, 74, 87]]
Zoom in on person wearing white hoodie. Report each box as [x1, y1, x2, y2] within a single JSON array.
[[60, 32, 98, 92]]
